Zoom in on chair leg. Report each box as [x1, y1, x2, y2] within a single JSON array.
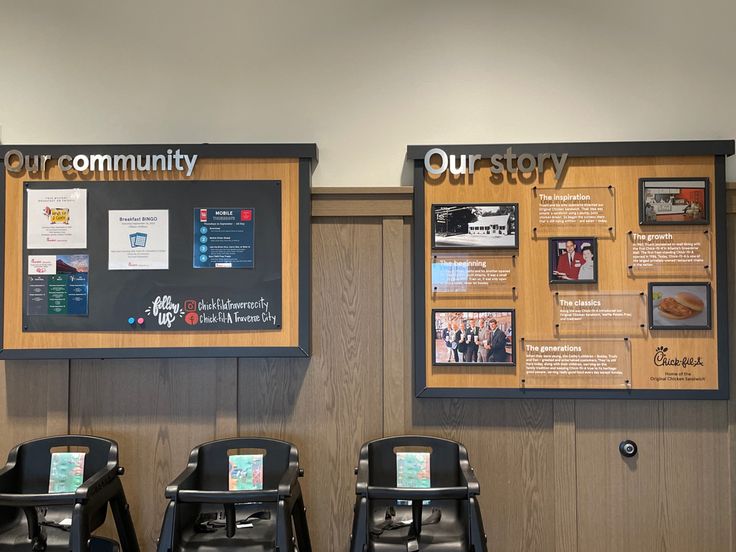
[[276, 499, 296, 551], [468, 497, 488, 552], [349, 497, 369, 552], [71, 503, 91, 552], [22, 507, 46, 551], [292, 494, 312, 552], [109, 484, 140, 552]]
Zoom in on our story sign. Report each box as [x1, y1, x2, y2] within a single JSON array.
[[424, 147, 568, 180]]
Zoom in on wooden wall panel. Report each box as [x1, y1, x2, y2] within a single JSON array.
[[383, 217, 408, 435], [238, 218, 385, 551], [0, 360, 68, 457], [553, 400, 578, 552], [575, 400, 729, 552], [396, 397, 556, 551], [727, 214, 736, 551], [312, 187, 413, 217], [68, 358, 237, 549]]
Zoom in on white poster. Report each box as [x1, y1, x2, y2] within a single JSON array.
[[28, 255, 57, 275], [108, 210, 169, 270], [26, 188, 87, 249]]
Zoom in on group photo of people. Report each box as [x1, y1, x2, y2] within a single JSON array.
[[548, 237, 598, 283], [433, 310, 515, 365]]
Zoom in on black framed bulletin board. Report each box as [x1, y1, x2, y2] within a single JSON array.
[[409, 140, 734, 399], [0, 143, 316, 359]]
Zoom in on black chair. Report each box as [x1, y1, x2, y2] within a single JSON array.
[[156, 437, 311, 552], [0, 434, 139, 552], [349, 436, 487, 552]]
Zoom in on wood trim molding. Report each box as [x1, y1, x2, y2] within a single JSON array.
[[311, 187, 413, 217]]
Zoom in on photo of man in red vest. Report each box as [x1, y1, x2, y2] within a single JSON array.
[[553, 239, 585, 280]]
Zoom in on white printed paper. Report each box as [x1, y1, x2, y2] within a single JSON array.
[[108, 210, 169, 270], [27, 188, 87, 249], [28, 255, 57, 275]]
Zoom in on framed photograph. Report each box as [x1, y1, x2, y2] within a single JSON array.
[[548, 238, 598, 284], [638, 177, 709, 225], [431, 203, 518, 250], [432, 309, 515, 366], [648, 282, 712, 330]]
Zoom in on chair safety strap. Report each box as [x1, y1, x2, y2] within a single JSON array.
[[370, 503, 442, 551], [193, 509, 271, 537]]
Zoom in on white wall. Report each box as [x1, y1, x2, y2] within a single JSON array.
[[1, 0, 734, 186]]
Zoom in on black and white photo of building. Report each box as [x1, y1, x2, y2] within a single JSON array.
[[432, 203, 518, 249]]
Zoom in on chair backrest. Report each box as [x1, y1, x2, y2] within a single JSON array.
[[11, 435, 114, 494], [365, 435, 461, 489], [195, 437, 294, 491]]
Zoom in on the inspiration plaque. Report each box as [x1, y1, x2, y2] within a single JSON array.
[[531, 186, 616, 237]]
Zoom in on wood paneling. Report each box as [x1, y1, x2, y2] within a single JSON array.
[[405, 397, 556, 550], [554, 399, 577, 552], [726, 214, 736, 552], [68, 358, 237, 549], [312, 188, 413, 217], [4, 158, 301, 351], [0, 360, 68, 457], [575, 400, 729, 551], [382, 217, 407, 435], [727, 182, 736, 214]]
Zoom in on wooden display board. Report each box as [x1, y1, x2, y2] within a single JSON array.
[[409, 140, 734, 398], [0, 144, 316, 359]]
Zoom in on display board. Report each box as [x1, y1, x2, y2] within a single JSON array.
[[409, 140, 734, 399], [0, 144, 316, 359]]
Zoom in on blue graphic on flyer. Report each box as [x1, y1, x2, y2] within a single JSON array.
[[193, 208, 254, 269]]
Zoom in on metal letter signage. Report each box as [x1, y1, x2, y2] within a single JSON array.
[[4, 148, 199, 177], [424, 147, 568, 180]]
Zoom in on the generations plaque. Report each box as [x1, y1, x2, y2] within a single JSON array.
[[521, 338, 631, 389]]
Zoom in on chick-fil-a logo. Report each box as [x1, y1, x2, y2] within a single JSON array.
[[653, 346, 704, 368]]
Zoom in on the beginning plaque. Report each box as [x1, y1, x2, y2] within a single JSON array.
[[431, 253, 517, 294]]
